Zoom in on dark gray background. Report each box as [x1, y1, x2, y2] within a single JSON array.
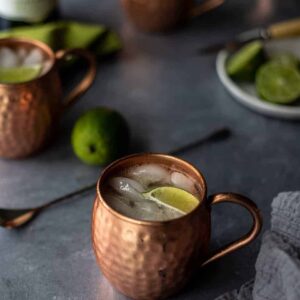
[[0, 0, 300, 299]]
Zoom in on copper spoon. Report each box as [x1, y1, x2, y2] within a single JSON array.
[[0, 127, 231, 229]]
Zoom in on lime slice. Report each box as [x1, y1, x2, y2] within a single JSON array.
[[256, 62, 300, 104], [143, 186, 199, 214], [226, 41, 264, 81], [0, 65, 42, 84], [269, 53, 299, 68]]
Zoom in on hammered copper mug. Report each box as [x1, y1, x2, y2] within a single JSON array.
[[0, 38, 96, 159], [92, 153, 262, 300], [121, 0, 224, 32]]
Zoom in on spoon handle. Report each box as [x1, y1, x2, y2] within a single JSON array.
[[170, 127, 231, 156], [39, 183, 96, 210]]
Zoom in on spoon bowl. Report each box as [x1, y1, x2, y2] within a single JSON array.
[[0, 208, 39, 228]]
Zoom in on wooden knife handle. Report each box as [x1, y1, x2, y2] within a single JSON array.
[[268, 18, 300, 39]]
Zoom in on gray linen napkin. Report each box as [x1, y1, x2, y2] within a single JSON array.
[[216, 192, 300, 300]]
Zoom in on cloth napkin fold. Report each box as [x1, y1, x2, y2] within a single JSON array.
[[0, 21, 122, 57], [216, 191, 300, 300]]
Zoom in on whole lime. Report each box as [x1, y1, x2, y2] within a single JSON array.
[[71, 107, 130, 165]]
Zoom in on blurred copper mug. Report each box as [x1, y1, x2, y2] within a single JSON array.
[[92, 153, 262, 300], [121, 0, 224, 32], [0, 38, 96, 159]]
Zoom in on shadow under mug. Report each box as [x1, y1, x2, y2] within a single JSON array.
[[0, 38, 96, 159], [92, 153, 262, 300], [121, 0, 224, 32]]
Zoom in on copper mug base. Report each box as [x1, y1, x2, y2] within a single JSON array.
[[0, 38, 96, 159], [92, 153, 262, 300]]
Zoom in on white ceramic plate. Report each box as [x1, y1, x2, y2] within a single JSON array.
[[216, 38, 300, 120]]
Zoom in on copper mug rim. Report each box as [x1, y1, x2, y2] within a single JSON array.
[[97, 152, 208, 226], [0, 37, 55, 87]]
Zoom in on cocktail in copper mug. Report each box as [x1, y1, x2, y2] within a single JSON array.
[[0, 38, 96, 159], [92, 153, 262, 300], [121, 0, 224, 32]]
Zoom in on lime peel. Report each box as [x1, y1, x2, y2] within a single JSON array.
[[71, 107, 129, 166]]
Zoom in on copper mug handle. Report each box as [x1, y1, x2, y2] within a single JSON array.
[[201, 193, 262, 267], [55, 48, 97, 109], [189, 0, 224, 18]]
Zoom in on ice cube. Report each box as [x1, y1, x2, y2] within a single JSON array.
[[16, 47, 28, 64], [137, 201, 183, 221], [109, 177, 144, 202], [157, 206, 183, 221], [128, 164, 170, 187], [170, 171, 195, 194], [105, 193, 157, 220], [0, 47, 20, 68], [105, 193, 138, 218], [23, 48, 44, 66], [106, 192, 183, 221]]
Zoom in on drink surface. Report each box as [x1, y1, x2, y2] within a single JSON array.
[[0, 45, 51, 83], [103, 163, 201, 221]]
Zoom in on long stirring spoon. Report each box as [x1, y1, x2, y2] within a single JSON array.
[[0, 127, 231, 229]]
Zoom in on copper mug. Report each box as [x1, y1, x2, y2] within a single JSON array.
[[121, 0, 224, 32], [92, 153, 262, 300], [0, 38, 96, 159]]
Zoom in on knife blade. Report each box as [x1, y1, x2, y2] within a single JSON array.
[[198, 17, 300, 55]]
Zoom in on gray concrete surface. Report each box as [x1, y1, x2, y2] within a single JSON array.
[[1, 0, 300, 299]]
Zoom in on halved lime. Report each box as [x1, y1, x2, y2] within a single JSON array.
[[256, 62, 300, 104], [0, 65, 42, 83], [143, 186, 199, 214], [226, 41, 264, 81]]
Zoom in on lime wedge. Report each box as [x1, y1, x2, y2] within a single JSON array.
[[143, 186, 199, 214], [256, 62, 300, 104], [226, 41, 264, 81], [0, 65, 42, 84]]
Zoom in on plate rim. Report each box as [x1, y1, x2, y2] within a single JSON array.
[[216, 50, 300, 120]]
